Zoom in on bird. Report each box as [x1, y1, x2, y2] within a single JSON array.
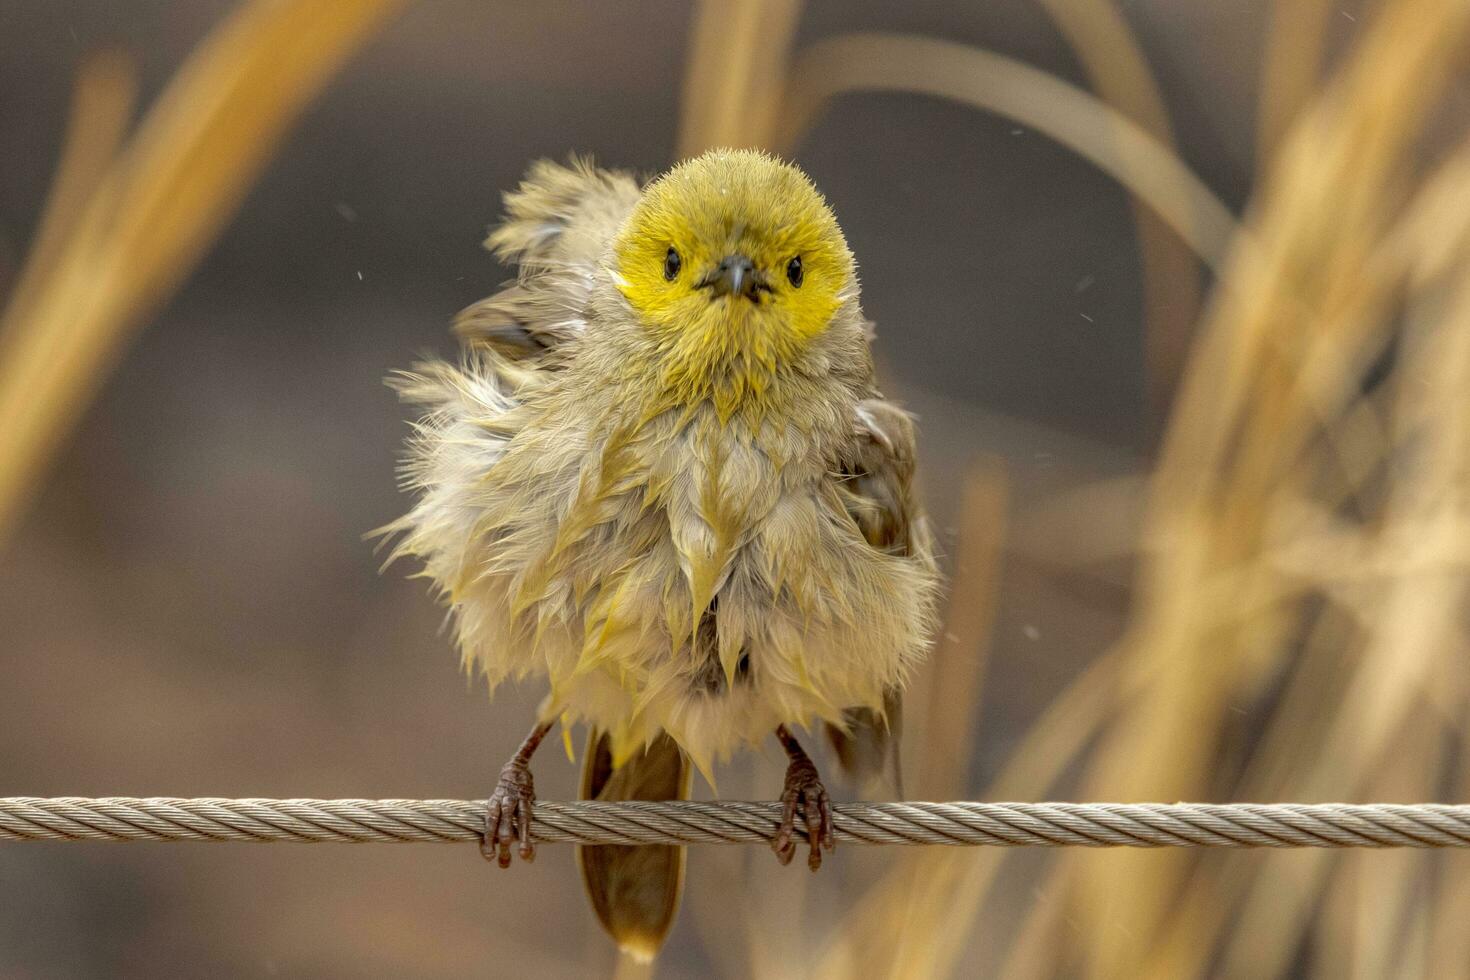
[[385, 148, 939, 960]]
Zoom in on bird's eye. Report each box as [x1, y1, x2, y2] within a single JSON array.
[[664, 247, 682, 281], [786, 255, 803, 288]]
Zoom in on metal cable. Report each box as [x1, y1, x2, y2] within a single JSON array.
[[3, 798, 1470, 848]]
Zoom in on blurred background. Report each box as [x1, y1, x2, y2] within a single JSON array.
[[2, 0, 1468, 976]]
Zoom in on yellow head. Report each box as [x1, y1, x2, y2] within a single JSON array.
[[612, 149, 856, 408]]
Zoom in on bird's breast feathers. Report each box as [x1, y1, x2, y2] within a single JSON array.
[[393, 365, 935, 773]]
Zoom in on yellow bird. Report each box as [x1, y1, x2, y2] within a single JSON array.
[[386, 149, 939, 959]]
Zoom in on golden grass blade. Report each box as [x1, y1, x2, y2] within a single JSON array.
[[675, 0, 804, 156], [0, 0, 406, 544], [88, 0, 406, 330], [0, 52, 136, 347], [773, 33, 1238, 272], [1256, 0, 1334, 170]]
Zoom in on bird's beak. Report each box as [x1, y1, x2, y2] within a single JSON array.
[[701, 255, 768, 302]]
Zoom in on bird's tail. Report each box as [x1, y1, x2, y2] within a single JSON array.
[[578, 729, 690, 963]]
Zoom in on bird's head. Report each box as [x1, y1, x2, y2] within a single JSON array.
[[611, 149, 858, 409]]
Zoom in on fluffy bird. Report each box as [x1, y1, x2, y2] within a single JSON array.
[[387, 149, 939, 958]]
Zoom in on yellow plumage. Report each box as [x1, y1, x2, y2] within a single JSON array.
[[385, 149, 940, 956]]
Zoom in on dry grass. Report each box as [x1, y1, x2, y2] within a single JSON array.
[[1070, 0, 1470, 975], [676, 0, 804, 156]]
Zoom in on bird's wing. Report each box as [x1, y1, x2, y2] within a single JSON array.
[[381, 160, 641, 677], [826, 397, 936, 796], [454, 157, 643, 361]]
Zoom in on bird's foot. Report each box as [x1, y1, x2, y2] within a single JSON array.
[[772, 752, 835, 871], [481, 757, 538, 868]]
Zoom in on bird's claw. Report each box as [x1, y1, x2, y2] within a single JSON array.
[[481, 758, 537, 868], [772, 756, 835, 871]]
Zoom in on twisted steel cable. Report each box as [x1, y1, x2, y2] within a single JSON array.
[[3, 798, 1470, 848]]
